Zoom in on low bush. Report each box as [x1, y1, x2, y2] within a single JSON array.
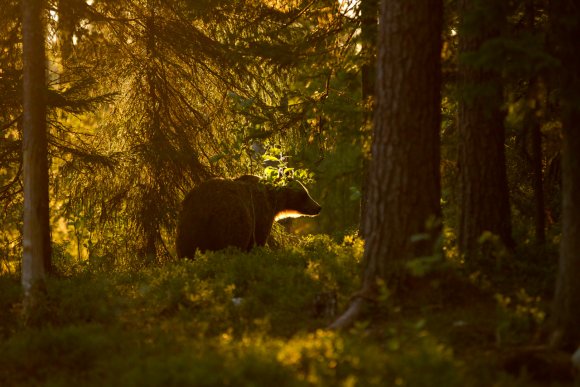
[[0, 235, 548, 386]]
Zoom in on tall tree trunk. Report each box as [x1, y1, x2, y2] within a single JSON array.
[[525, 0, 546, 245], [457, 0, 514, 260], [528, 77, 546, 244], [551, 113, 580, 350], [21, 0, 51, 321], [331, 0, 442, 329], [549, 0, 580, 351], [140, 0, 161, 263], [358, 0, 378, 236]]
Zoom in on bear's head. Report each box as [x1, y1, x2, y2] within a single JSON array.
[[275, 180, 321, 221]]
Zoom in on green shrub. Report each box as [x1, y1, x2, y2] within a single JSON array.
[[0, 235, 538, 386], [0, 324, 121, 386]]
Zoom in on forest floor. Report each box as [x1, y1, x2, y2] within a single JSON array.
[[0, 234, 575, 386]]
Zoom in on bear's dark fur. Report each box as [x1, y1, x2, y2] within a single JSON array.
[[176, 175, 321, 258]]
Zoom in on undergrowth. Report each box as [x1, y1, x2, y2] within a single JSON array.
[[0, 235, 563, 386]]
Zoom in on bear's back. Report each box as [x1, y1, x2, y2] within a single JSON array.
[[177, 178, 258, 257]]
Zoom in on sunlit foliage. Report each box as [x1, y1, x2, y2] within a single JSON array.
[[1, 0, 364, 266]]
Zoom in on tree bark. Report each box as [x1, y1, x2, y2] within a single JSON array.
[[528, 78, 546, 245], [525, 0, 545, 245], [549, 0, 580, 350], [457, 0, 514, 259], [21, 0, 51, 321], [551, 113, 580, 350], [331, 0, 442, 329], [140, 0, 162, 263]]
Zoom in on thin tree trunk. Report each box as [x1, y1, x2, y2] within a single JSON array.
[[525, 0, 546, 245], [331, 0, 442, 329], [551, 114, 580, 350], [457, 0, 514, 260], [528, 80, 546, 244], [549, 0, 580, 350], [21, 0, 51, 322], [141, 0, 161, 263]]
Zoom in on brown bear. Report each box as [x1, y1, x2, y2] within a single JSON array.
[[176, 175, 321, 258]]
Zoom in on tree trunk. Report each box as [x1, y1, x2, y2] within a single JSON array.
[[140, 0, 161, 263], [21, 0, 51, 322], [331, 0, 442, 329], [551, 113, 580, 350], [525, 0, 546, 245], [457, 0, 514, 260], [549, 0, 580, 351], [528, 78, 546, 245]]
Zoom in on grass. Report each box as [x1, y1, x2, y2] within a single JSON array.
[[0, 234, 571, 386]]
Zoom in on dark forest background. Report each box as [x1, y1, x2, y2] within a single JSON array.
[[1, 0, 580, 385]]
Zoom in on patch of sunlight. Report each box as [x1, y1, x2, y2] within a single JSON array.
[[1, 260, 19, 275]]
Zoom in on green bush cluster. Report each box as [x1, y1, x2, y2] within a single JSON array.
[[0, 236, 533, 386]]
